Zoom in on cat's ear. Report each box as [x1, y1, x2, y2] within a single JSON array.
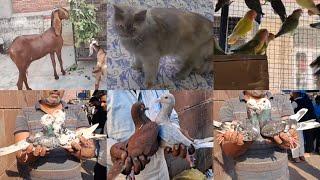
[[134, 10, 147, 23], [114, 4, 124, 19]]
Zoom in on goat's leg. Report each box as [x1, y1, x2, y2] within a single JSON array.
[[22, 71, 32, 90], [56, 51, 66, 75], [95, 72, 102, 90], [17, 70, 24, 90], [50, 53, 59, 80]]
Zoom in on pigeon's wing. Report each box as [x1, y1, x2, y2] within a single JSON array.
[[76, 124, 99, 138], [289, 108, 308, 122], [297, 121, 320, 131], [0, 140, 30, 156], [159, 123, 193, 147]]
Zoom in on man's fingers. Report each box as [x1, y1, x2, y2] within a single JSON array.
[[138, 155, 148, 169], [236, 134, 244, 145], [40, 147, 47, 157], [132, 157, 142, 175], [33, 145, 41, 156], [172, 144, 180, 156], [179, 144, 187, 158], [231, 132, 238, 144], [110, 145, 127, 160], [26, 144, 34, 154], [273, 135, 283, 144], [71, 142, 81, 151], [123, 156, 132, 175]]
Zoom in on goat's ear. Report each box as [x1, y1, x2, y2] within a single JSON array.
[[53, 11, 62, 36]]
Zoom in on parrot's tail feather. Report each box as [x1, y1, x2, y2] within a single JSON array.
[[227, 34, 239, 45]]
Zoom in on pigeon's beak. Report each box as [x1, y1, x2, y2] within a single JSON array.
[[144, 107, 149, 111], [154, 98, 161, 104]]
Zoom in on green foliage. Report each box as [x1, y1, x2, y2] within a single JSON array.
[[69, 0, 101, 47]]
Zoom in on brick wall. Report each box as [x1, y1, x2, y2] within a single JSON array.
[[12, 0, 68, 13]]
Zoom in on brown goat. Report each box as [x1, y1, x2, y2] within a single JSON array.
[[8, 7, 69, 90], [89, 39, 107, 90]]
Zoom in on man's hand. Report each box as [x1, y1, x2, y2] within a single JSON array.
[[216, 131, 244, 145], [65, 136, 95, 159], [16, 144, 48, 164], [273, 129, 299, 149], [217, 131, 252, 158], [110, 141, 151, 175], [165, 144, 191, 159]]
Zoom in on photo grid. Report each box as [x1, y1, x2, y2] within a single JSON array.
[[0, 0, 320, 180]]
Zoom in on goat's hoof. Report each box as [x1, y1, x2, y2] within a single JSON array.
[[55, 75, 59, 80], [62, 71, 66, 75]]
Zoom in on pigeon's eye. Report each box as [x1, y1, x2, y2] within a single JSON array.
[[164, 97, 168, 99]]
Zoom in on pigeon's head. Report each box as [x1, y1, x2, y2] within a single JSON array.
[[131, 102, 149, 118], [156, 93, 175, 107]]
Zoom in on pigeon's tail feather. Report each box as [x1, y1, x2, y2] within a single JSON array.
[[192, 137, 213, 149], [0, 140, 30, 156], [193, 142, 214, 149]]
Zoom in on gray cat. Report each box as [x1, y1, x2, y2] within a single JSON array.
[[112, 5, 213, 88]]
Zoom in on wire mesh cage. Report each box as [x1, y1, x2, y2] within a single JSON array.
[[213, 0, 320, 90]]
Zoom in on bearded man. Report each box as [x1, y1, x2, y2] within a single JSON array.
[[14, 90, 95, 180], [217, 90, 298, 179]]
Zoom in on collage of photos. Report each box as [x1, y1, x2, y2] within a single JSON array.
[[0, 0, 320, 180]]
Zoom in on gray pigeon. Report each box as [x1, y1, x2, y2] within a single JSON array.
[[154, 93, 213, 167]]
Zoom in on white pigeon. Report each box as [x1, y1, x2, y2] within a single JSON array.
[[154, 93, 213, 167], [0, 110, 106, 156]]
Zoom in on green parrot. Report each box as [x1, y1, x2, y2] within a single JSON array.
[[256, 33, 275, 55], [228, 10, 257, 45], [231, 29, 269, 55], [296, 0, 320, 15], [213, 36, 226, 55], [275, 9, 303, 38]]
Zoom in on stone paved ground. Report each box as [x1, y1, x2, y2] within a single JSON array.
[[0, 46, 105, 90], [289, 153, 320, 180]]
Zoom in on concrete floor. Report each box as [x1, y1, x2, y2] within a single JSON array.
[[0, 46, 105, 90], [289, 153, 320, 180]]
